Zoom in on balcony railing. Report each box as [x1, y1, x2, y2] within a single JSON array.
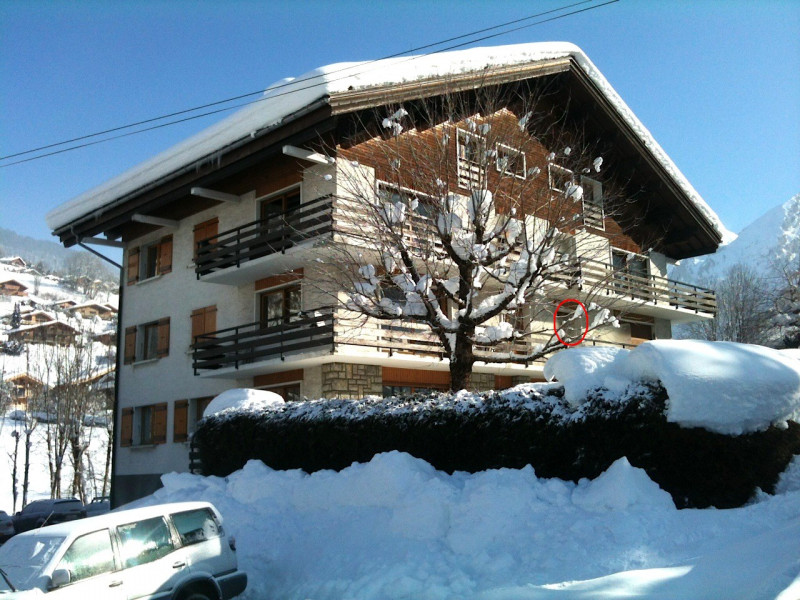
[[573, 258, 716, 316], [195, 194, 333, 277], [193, 309, 335, 373], [192, 306, 645, 374]]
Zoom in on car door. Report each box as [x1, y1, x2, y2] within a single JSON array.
[[115, 515, 190, 600], [46, 528, 126, 599]]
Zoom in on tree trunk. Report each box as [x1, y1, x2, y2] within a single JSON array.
[[10, 431, 20, 512], [22, 430, 33, 506], [450, 331, 475, 391]]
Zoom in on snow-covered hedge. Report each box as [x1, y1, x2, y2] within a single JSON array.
[[193, 381, 800, 508]]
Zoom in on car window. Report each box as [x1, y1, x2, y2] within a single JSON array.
[[0, 534, 65, 590], [116, 517, 175, 568], [55, 529, 115, 583], [21, 502, 44, 514], [171, 508, 222, 546]]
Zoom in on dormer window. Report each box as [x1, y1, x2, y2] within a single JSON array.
[[496, 144, 526, 179], [457, 129, 485, 189]]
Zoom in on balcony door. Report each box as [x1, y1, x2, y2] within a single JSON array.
[[260, 189, 301, 224], [259, 285, 302, 329]]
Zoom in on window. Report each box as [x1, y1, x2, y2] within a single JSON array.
[[259, 187, 301, 222], [457, 128, 485, 189], [383, 385, 445, 398], [122, 403, 167, 446], [172, 508, 223, 546], [55, 529, 115, 583], [126, 236, 172, 286], [259, 285, 301, 328], [191, 305, 217, 347], [496, 144, 526, 179], [116, 517, 174, 568], [377, 184, 435, 220], [548, 164, 573, 193], [611, 248, 651, 301], [124, 318, 170, 364], [580, 176, 604, 229]]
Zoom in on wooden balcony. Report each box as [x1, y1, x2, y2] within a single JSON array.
[[562, 257, 717, 319], [195, 194, 333, 279]]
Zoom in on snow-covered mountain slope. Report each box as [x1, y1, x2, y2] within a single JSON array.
[[672, 193, 799, 284]]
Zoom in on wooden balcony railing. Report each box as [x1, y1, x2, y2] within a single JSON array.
[[571, 258, 716, 316], [195, 194, 333, 277]]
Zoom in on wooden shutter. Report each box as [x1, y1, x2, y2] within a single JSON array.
[[124, 326, 137, 364], [191, 306, 217, 346], [157, 318, 170, 357], [120, 408, 134, 447], [194, 218, 219, 261], [158, 235, 173, 275], [173, 400, 189, 443], [153, 403, 168, 444], [195, 397, 213, 423], [127, 247, 140, 286]]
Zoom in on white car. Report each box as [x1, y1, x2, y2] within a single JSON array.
[[0, 501, 247, 599]]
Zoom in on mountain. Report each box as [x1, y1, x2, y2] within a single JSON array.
[[0, 227, 117, 281], [672, 193, 800, 285]]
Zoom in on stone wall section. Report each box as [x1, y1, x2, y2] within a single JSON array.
[[321, 363, 382, 399]]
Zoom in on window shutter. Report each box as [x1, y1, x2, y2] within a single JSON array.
[[153, 403, 168, 444], [127, 247, 140, 286], [173, 400, 189, 443], [124, 326, 137, 364], [194, 218, 219, 261], [158, 235, 173, 274], [196, 397, 213, 423], [204, 306, 217, 337], [191, 308, 205, 346], [120, 408, 134, 447], [157, 318, 170, 357]]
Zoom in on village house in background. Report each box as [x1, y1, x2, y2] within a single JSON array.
[[46, 42, 722, 505]]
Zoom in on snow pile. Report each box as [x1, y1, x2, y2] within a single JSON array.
[[129, 451, 800, 599], [203, 388, 284, 418], [544, 340, 800, 434]]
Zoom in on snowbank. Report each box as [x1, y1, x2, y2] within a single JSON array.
[[129, 451, 800, 599], [203, 388, 284, 418], [544, 340, 800, 435]]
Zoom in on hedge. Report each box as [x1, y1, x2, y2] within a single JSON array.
[[192, 383, 800, 509]]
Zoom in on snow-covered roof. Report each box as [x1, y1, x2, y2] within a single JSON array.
[[46, 42, 726, 242]]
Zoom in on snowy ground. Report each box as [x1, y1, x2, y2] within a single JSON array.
[[129, 451, 800, 600]]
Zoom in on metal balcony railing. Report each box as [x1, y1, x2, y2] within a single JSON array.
[[192, 308, 335, 373], [195, 194, 333, 277]]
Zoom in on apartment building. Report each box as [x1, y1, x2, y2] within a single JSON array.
[[47, 43, 723, 504]]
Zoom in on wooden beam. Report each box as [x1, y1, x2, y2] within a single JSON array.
[[80, 237, 125, 248], [190, 187, 241, 203], [282, 145, 333, 165], [131, 214, 179, 228]]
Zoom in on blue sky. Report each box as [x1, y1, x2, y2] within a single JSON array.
[[1, 0, 798, 244]]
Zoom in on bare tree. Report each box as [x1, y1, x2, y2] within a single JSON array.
[[772, 254, 800, 348], [681, 263, 772, 344], [310, 82, 648, 390]]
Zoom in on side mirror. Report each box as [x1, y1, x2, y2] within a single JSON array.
[[50, 569, 71, 589]]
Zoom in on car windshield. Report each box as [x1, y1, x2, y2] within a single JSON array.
[[0, 534, 66, 590]]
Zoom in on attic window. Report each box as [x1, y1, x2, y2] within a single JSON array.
[[548, 164, 572, 193], [580, 176, 605, 230], [496, 144, 526, 179], [457, 129, 485, 189]]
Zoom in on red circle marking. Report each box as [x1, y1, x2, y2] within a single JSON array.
[[553, 299, 589, 347]]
